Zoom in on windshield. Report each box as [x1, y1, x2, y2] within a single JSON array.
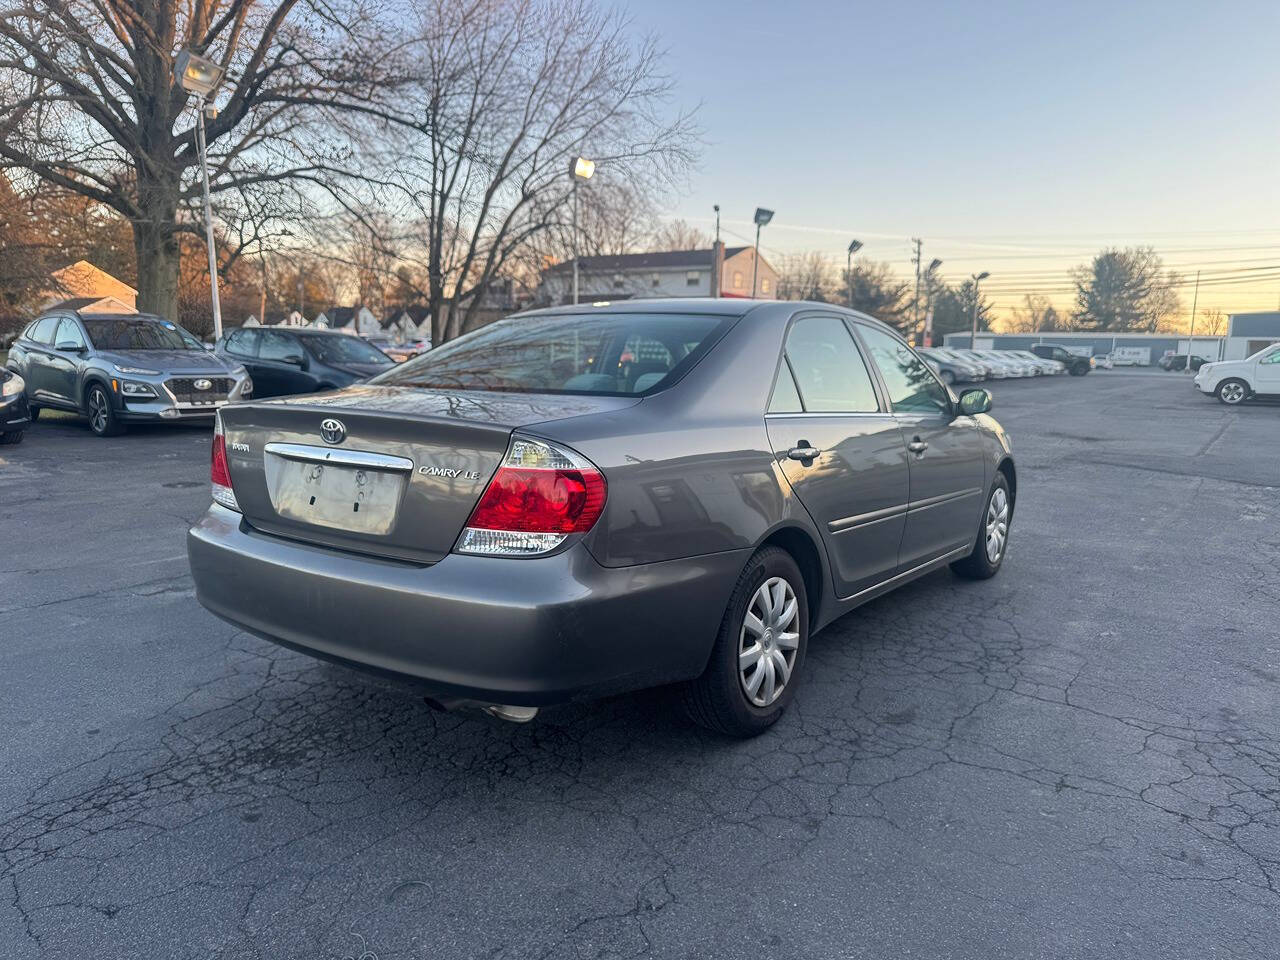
[[82, 316, 199, 351], [373, 311, 732, 396], [301, 334, 395, 366]]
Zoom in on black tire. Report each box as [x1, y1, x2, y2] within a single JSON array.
[[85, 382, 124, 436], [679, 545, 809, 737], [951, 472, 1011, 580], [1069, 361, 1088, 376], [0, 430, 22, 445], [27, 406, 40, 421], [1216, 378, 1249, 406]]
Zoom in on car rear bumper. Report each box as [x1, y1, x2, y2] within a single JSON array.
[[188, 504, 749, 706], [1, 392, 30, 431]]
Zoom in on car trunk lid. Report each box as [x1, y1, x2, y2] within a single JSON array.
[[218, 385, 636, 563]]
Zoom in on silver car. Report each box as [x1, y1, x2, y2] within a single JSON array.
[[6, 311, 252, 436], [188, 300, 1015, 736]]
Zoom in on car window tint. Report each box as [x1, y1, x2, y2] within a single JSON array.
[[29, 317, 58, 344], [768, 360, 803, 413], [783, 316, 879, 413], [54, 318, 86, 349], [258, 330, 300, 362], [856, 324, 951, 415]]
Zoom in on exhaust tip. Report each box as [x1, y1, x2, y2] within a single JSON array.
[[483, 704, 539, 724]]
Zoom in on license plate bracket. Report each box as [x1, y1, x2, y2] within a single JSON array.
[[265, 455, 405, 535]]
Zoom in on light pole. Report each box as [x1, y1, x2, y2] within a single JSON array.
[[846, 239, 863, 308], [570, 157, 595, 304], [923, 258, 942, 345], [1185, 269, 1201, 373], [970, 271, 990, 348], [752, 207, 774, 298], [175, 50, 226, 341]]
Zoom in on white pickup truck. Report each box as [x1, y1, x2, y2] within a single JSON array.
[[1194, 343, 1280, 404]]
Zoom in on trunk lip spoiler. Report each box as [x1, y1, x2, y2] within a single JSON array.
[[262, 441, 415, 473]]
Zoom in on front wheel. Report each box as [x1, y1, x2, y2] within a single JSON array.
[[951, 474, 1011, 580], [679, 546, 809, 737], [86, 383, 124, 436], [1216, 379, 1249, 406]]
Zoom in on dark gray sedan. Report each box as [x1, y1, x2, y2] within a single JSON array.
[[188, 299, 1015, 736], [7, 311, 252, 436]]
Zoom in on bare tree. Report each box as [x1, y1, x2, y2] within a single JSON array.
[[1198, 307, 1227, 337], [362, 0, 698, 342], [0, 0, 396, 319], [776, 251, 836, 302], [1070, 247, 1180, 332], [649, 218, 708, 251], [1007, 293, 1062, 333], [844, 259, 911, 328]]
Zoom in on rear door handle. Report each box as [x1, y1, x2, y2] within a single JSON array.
[[907, 437, 928, 456], [788, 442, 821, 462]]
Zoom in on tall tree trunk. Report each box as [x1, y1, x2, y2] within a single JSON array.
[[133, 185, 181, 319]]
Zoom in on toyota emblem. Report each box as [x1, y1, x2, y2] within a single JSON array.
[[320, 418, 346, 445], [192, 378, 212, 391]]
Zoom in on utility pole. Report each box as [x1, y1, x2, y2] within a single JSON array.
[[1185, 269, 1200, 373], [911, 238, 923, 344], [297, 264, 304, 319]]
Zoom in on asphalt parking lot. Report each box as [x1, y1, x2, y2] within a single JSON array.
[[2, 373, 1278, 959]]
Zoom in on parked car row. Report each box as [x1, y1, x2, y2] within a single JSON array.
[[1, 309, 413, 438], [919, 346, 1077, 383]]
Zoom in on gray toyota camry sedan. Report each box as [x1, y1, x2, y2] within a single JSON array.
[[188, 299, 1015, 736]]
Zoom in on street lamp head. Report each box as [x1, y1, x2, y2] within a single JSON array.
[[847, 239, 863, 255], [175, 49, 224, 97], [571, 156, 595, 180], [974, 271, 990, 282], [753, 207, 774, 227]]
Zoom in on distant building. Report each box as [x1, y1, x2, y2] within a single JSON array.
[[943, 330, 1225, 365], [44, 295, 135, 315], [537, 244, 778, 305], [325, 305, 380, 336], [44, 261, 137, 311], [1224, 312, 1280, 360]]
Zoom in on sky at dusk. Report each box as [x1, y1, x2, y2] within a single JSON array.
[[618, 0, 1280, 324]]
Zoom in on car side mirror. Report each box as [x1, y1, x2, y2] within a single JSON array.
[[957, 387, 993, 416], [283, 353, 307, 368], [55, 341, 84, 353]]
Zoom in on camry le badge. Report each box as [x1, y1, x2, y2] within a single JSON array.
[[320, 418, 346, 445], [419, 465, 482, 480], [192, 378, 213, 391]]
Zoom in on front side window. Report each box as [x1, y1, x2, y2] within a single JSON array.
[[82, 317, 196, 350], [54, 318, 87, 350], [857, 324, 950, 415], [258, 330, 303, 362], [1258, 346, 1280, 364], [226, 329, 260, 357], [373, 312, 732, 396], [783, 316, 879, 413]]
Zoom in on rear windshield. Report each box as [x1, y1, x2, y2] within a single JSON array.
[[83, 317, 198, 351], [372, 312, 733, 396], [300, 334, 395, 366]]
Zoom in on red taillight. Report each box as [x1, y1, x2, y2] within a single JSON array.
[[211, 433, 232, 487], [210, 415, 240, 512], [468, 465, 606, 533], [457, 437, 606, 556]]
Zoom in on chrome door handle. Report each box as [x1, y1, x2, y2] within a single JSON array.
[[788, 443, 821, 462], [907, 437, 928, 456]]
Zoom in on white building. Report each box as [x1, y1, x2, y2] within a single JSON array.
[[538, 244, 778, 305], [1223, 312, 1280, 360]]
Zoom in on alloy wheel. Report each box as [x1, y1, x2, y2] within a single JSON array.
[[985, 487, 1009, 563], [88, 387, 108, 434], [1220, 382, 1246, 405], [738, 576, 800, 707]]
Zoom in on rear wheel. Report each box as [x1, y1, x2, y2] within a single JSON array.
[[86, 383, 124, 436], [679, 546, 808, 737], [1069, 361, 1088, 376], [0, 430, 22, 445], [1217, 379, 1248, 405], [951, 473, 1011, 580]]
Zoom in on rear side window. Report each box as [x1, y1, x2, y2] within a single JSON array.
[[374, 312, 733, 396], [258, 330, 302, 362], [768, 362, 803, 413], [782, 315, 879, 413], [27, 317, 58, 344]]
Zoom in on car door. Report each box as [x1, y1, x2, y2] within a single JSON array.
[[764, 313, 911, 598], [46, 317, 88, 404], [1253, 346, 1280, 394], [223, 328, 265, 393], [18, 316, 60, 403], [256, 330, 316, 396], [854, 322, 987, 570]]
